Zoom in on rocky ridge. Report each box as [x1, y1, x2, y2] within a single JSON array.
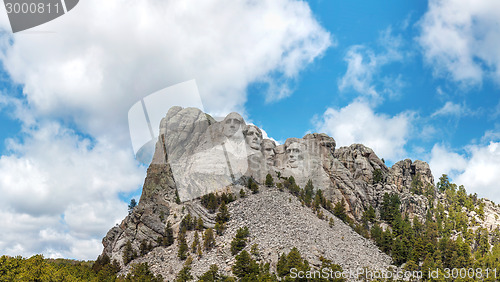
[[100, 106, 500, 280]]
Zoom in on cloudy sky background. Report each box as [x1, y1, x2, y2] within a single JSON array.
[[0, 0, 499, 260]]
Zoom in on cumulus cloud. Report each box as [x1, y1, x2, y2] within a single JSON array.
[[429, 141, 500, 203], [313, 100, 413, 161], [0, 0, 331, 142], [338, 27, 405, 100], [418, 0, 500, 85], [428, 144, 468, 180], [0, 0, 331, 259], [0, 121, 144, 259]]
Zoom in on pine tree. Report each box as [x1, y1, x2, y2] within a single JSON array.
[[231, 226, 250, 255], [175, 266, 193, 282], [191, 232, 199, 253], [232, 250, 259, 279], [276, 253, 289, 277], [196, 217, 204, 231], [198, 264, 222, 282], [203, 228, 215, 251], [265, 174, 274, 187], [248, 178, 259, 194], [128, 199, 137, 214], [177, 230, 188, 260], [215, 202, 230, 223], [122, 240, 135, 265], [333, 199, 348, 222], [164, 221, 174, 247], [304, 180, 314, 206]]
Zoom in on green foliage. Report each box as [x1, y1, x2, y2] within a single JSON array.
[[178, 229, 189, 260], [159, 221, 175, 247], [175, 266, 193, 282], [239, 189, 246, 198], [230, 226, 250, 255], [191, 232, 200, 254], [0, 254, 120, 281], [198, 264, 232, 282], [214, 222, 224, 236], [123, 240, 137, 265], [232, 250, 259, 279], [284, 176, 300, 195], [215, 202, 230, 224], [333, 199, 348, 223], [372, 169, 383, 184], [303, 180, 314, 206], [437, 174, 456, 192], [128, 198, 137, 214], [201, 192, 234, 213], [265, 173, 274, 187], [247, 178, 259, 194], [329, 217, 335, 228], [139, 239, 153, 256], [203, 228, 215, 251], [362, 205, 376, 223], [126, 262, 163, 281], [181, 213, 196, 231], [379, 193, 400, 222], [410, 173, 424, 195]]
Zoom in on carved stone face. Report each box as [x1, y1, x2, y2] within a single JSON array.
[[244, 125, 263, 150], [223, 112, 244, 138], [261, 140, 276, 166], [286, 142, 305, 168]]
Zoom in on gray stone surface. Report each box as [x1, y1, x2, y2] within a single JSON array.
[[101, 106, 469, 279]]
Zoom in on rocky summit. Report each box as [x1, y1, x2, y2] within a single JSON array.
[[99, 106, 500, 281]]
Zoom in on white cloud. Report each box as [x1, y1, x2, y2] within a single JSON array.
[[0, 121, 144, 259], [0, 0, 331, 143], [456, 142, 500, 201], [418, 0, 500, 85], [429, 141, 500, 203], [313, 100, 413, 161], [0, 0, 331, 260], [338, 27, 404, 100], [428, 144, 468, 180], [431, 101, 465, 117]]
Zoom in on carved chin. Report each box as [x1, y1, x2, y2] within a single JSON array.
[[250, 144, 260, 150]]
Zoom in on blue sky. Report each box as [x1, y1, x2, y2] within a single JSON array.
[[0, 0, 499, 260]]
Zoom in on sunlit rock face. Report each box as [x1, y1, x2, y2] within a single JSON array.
[[101, 106, 436, 270]]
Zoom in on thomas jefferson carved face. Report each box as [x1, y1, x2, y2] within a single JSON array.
[[243, 125, 263, 150], [286, 142, 305, 168], [261, 139, 276, 166], [223, 112, 244, 138]]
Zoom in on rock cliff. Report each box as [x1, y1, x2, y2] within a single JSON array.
[[100, 106, 474, 279]]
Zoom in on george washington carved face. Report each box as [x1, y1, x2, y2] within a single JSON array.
[[243, 125, 263, 151], [223, 112, 244, 138]]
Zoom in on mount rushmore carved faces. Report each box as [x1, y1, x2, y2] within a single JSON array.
[[261, 139, 276, 167], [243, 125, 263, 151], [223, 112, 245, 139], [285, 140, 305, 169]]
